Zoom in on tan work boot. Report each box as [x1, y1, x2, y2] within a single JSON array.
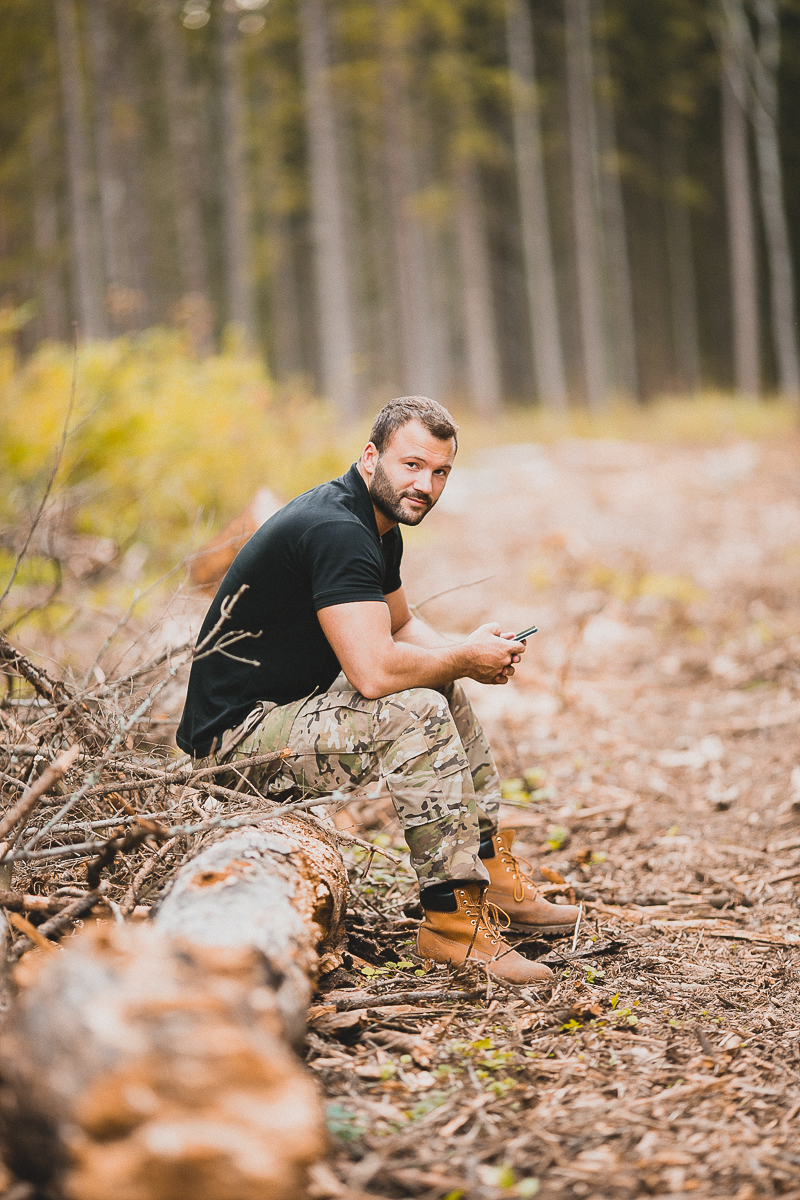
[[416, 884, 554, 985], [484, 829, 580, 934]]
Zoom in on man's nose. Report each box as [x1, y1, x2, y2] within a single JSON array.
[[415, 472, 434, 494]]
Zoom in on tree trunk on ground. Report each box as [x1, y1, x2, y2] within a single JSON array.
[[153, 0, 212, 348], [751, 0, 799, 402], [54, 0, 108, 339], [0, 813, 348, 1200], [564, 0, 608, 411], [721, 20, 760, 398], [218, 8, 258, 345], [298, 0, 359, 417], [505, 0, 567, 411]]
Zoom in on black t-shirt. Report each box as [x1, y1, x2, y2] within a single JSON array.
[[176, 463, 403, 756]]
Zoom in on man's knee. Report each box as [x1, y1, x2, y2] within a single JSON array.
[[391, 687, 453, 722]]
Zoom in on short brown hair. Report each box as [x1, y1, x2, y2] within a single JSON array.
[[369, 396, 459, 454]]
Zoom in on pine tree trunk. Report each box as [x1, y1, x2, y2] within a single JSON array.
[[85, 0, 134, 328], [0, 813, 347, 1200], [453, 155, 503, 415], [664, 130, 701, 394], [751, 0, 799, 401], [377, 0, 441, 398], [298, 0, 359, 416], [505, 0, 567, 411], [116, 37, 154, 327], [218, 8, 258, 344], [721, 34, 760, 398], [564, 0, 608, 410], [268, 215, 304, 382], [594, 2, 638, 401], [153, 0, 211, 346], [29, 113, 67, 341], [53, 0, 107, 339]]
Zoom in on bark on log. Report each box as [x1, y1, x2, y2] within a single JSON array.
[[0, 812, 348, 1200]]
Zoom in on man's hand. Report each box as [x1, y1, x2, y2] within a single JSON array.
[[464, 623, 525, 686]]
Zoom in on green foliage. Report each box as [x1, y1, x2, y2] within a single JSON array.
[[500, 766, 551, 806], [545, 825, 569, 850], [359, 958, 423, 977], [0, 335, 357, 573], [325, 1102, 368, 1143]]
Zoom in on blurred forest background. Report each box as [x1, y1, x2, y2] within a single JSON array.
[[2, 0, 800, 642], [3, 0, 800, 411]]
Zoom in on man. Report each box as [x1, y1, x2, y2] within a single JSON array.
[[177, 396, 578, 985]]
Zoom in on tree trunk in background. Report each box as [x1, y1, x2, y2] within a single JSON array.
[[721, 35, 759, 397], [377, 0, 441, 398], [453, 155, 503, 415], [564, 0, 608, 410], [364, 136, 401, 391], [85, 0, 136, 330], [299, 0, 359, 417], [153, 0, 211, 348], [53, 0, 107, 339], [218, 8, 258, 345], [664, 132, 701, 394], [29, 114, 67, 341], [594, 3, 638, 401], [505, 0, 567, 411], [752, 0, 800, 401], [268, 216, 304, 381], [116, 42, 153, 327]]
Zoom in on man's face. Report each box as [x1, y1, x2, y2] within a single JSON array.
[[363, 420, 456, 528]]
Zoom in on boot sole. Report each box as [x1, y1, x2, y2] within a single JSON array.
[[506, 921, 577, 935]]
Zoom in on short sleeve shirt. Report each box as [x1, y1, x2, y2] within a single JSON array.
[[176, 464, 403, 756]]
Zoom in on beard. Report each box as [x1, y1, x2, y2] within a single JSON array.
[[368, 458, 434, 526]]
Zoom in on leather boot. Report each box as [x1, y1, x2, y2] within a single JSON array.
[[416, 884, 554, 985], [484, 829, 580, 934]]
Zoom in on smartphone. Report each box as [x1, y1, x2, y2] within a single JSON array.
[[514, 624, 538, 640]]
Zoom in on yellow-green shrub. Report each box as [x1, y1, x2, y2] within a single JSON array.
[[0, 332, 359, 573]]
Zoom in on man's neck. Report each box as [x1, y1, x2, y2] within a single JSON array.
[[356, 460, 396, 537]]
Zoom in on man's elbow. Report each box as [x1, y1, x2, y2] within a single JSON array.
[[345, 668, 391, 700]]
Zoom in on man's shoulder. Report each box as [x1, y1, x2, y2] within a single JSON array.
[[275, 478, 367, 539]]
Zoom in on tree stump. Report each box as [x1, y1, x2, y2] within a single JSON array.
[[0, 813, 348, 1200]]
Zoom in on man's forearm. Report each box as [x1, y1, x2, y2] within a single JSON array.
[[392, 614, 455, 650], [355, 638, 469, 698]]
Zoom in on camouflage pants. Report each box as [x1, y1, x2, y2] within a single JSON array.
[[229, 675, 501, 889]]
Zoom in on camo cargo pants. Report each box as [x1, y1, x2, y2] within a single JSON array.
[[228, 675, 501, 889]]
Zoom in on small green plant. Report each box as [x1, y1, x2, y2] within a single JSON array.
[[546, 825, 569, 850], [360, 958, 416, 977], [326, 1103, 367, 1143]]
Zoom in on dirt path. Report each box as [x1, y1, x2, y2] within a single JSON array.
[[311, 435, 800, 1200]]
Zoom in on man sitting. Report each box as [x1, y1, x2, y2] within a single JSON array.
[[177, 396, 578, 984]]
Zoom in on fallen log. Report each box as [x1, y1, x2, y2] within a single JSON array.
[[0, 811, 348, 1200]]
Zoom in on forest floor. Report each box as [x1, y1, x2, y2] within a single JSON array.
[[306, 434, 800, 1200], [3, 431, 800, 1200]]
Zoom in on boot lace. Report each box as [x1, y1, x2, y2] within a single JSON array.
[[499, 844, 541, 904], [462, 892, 511, 961]]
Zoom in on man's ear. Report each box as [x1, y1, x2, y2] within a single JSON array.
[[361, 441, 379, 476]]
